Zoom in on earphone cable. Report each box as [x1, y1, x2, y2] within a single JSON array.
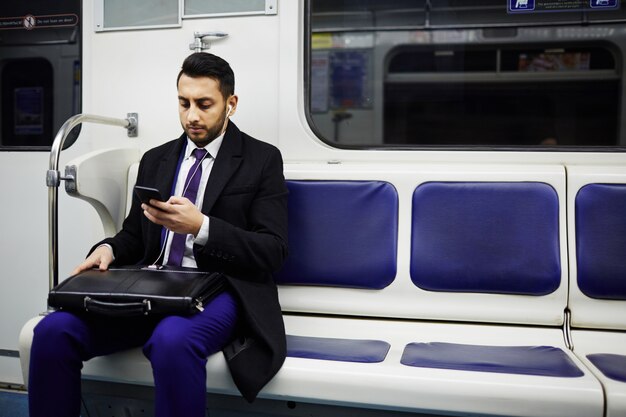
[[148, 149, 209, 268]]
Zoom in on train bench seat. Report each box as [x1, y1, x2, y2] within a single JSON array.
[[566, 167, 626, 417], [268, 176, 600, 417], [18, 149, 626, 417]]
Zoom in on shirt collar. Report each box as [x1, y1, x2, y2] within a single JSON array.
[[184, 131, 225, 160]]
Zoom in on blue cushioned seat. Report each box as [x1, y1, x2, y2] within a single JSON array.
[[576, 183, 626, 300], [275, 181, 398, 289], [410, 182, 561, 295], [587, 353, 626, 383], [401, 342, 583, 377], [287, 335, 390, 363]]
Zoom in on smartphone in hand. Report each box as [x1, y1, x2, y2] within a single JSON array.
[[134, 186, 165, 206]]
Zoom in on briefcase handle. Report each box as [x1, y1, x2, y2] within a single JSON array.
[[84, 296, 151, 317]]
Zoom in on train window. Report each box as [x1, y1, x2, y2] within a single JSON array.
[[184, 0, 277, 18], [0, 0, 81, 151], [307, 0, 626, 149], [95, 0, 181, 31]]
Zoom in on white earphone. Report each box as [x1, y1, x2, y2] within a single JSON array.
[[227, 105, 233, 117]]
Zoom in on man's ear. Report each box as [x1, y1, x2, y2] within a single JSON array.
[[227, 95, 239, 117]]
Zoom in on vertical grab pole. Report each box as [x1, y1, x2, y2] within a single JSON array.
[[46, 113, 138, 292]]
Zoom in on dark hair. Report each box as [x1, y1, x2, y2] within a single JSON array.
[[177, 52, 235, 99]]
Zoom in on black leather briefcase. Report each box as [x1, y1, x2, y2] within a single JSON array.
[[48, 266, 225, 317]]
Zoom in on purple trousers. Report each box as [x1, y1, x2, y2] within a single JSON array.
[[28, 291, 238, 417]]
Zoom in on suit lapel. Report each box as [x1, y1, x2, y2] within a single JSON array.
[[155, 133, 186, 198], [202, 122, 243, 214]]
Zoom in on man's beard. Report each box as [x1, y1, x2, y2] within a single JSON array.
[[185, 107, 227, 147]]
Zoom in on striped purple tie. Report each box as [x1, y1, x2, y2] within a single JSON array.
[[167, 148, 208, 266]]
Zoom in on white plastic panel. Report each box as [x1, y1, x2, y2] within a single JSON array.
[[18, 316, 43, 387], [280, 162, 568, 326], [126, 162, 140, 217], [567, 165, 626, 330], [572, 330, 626, 417], [66, 148, 140, 236]]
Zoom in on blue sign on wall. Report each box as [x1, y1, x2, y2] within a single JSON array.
[[590, 0, 618, 8], [509, 0, 536, 12]]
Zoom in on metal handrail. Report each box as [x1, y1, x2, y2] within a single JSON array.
[[189, 31, 228, 52], [46, 113, 138, 292]]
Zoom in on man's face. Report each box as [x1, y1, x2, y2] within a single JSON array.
[[177, 74, 233, 147]]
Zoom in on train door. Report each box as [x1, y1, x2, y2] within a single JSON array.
[[0, 0, 80, 386]]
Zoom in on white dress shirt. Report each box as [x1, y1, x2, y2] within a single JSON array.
[[162, 134, 224, 267]]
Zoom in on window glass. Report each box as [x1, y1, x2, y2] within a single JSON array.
[[0, 0, 81, 150], [184, 0, 274, 17], [308, 0, 626, 148], [97, 0, 180, 31]]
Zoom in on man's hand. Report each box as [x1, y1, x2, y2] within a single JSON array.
[[71, 245, 114, 276], [142, 197, 204, 236]]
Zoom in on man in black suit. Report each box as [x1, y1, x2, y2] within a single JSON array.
[[29, 52, 288, 417]]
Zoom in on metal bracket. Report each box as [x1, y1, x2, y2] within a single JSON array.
[[126, 113, 138, 137], [266, 0, 278, 15], [46, 167, 76, 190], [64, 165, 77, 194], [189, 31, 228, 52], [563, 308, 574, 351]]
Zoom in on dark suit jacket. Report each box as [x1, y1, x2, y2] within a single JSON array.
[[94, 122, 288, 402]]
